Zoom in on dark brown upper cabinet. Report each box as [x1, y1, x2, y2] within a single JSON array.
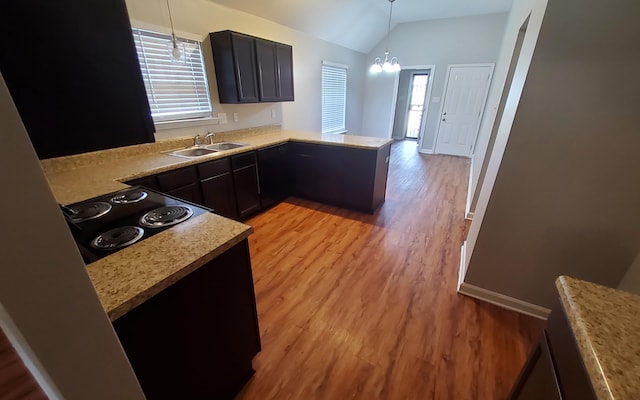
[[0, 0, 155, 159], [210, 31, 294, 104]]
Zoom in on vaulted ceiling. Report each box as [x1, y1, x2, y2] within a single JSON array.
[[208, 0, 513, 53]]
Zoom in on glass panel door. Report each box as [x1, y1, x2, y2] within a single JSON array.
[[405, 74, 429, 139]]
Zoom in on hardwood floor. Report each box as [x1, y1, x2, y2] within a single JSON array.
[[239, 140, 544, 400], [0, 328, 47, 400]]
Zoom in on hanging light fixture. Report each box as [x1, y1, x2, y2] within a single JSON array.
[[371, 0, 401, 73], [166, 0, 185, 64]]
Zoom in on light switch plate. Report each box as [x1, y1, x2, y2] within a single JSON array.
[[218, 113, 228, 124], [233, 112, 239, 122], [271, 109, 276, 119]]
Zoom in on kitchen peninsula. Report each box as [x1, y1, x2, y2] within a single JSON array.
[[43, 128, 392, 319], [42, 127, 392, 398]]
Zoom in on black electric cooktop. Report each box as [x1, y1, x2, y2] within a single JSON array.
[[61, 186, 211, 264]]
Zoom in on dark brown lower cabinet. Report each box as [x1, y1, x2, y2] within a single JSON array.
[[198, 155, 238, 219], [200, 173, 238, 219], [231, 152, 261, 219], [290, 142, 391, 213], [165, 182, 203, 204], [113, 239, 260, 400], [508, 300, 596, 400], [509, 332, 561, 400], [257, 143, 292, 209], [125, 141, 391, 219]]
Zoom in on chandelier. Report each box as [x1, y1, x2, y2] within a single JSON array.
[[370, 0, 401, 73]]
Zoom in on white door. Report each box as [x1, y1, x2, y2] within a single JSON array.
[[435, 65, 493, 157]]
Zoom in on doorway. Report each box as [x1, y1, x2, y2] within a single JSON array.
[[434, 64, 494, 157], [391, 68, 432, 142], [405, 74, 429, 139], [470, 18, 529, 213]]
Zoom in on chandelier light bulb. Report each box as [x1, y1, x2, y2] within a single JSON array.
[[369, 0, 401, 74]]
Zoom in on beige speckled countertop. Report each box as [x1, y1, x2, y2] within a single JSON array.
[[43, 128, 392, 321], [556, 276, 640, 400], [44, 129, 393, 205]]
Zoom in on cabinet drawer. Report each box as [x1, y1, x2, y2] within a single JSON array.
[[231, 152, 257, 170], [157, 166, 198, 192], [198, 157, 231, 179]]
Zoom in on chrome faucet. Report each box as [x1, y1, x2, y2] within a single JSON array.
[[193, 133, 204, 146], [205, 132, 216, 145]]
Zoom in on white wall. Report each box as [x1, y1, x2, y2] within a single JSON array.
[[461, 0, 640, 309], [460, 0, 548, 288], [0, 73, 145, 399], [361, 13, 507, 145], [125, 0, 367, 140]]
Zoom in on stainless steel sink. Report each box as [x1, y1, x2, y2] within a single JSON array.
[[166, 147, 218, 159], [205, 142, 247, 151]]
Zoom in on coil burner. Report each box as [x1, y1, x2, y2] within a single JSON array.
[[68, 201, 112, 223], [110, 189, 148, 204], [91, 226, 145, 250], [139, 206, 194, 228]]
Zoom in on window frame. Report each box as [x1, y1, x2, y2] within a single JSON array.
[[321, 61, 348, 134], [131, 27, 213, 126]]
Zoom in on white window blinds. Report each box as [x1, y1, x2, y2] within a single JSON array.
[[321, 62, 347, 134], [131, 28, 212, 123]]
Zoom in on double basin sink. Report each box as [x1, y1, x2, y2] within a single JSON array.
[[166, 142, 247, 159]]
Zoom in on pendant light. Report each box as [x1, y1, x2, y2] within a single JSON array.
[[166, 0, 185, 64], [370, 0, 401, 73]]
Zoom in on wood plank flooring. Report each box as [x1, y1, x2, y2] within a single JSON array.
[[239, 140, 544, 400], [0, 328, 47, 400]]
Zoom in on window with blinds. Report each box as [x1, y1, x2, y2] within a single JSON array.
[[321, 62, 347, 134], [131, 28, 212, 123]]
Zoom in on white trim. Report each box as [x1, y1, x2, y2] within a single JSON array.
[[465, 156, 475, 217], [155, 116, 219, 131], [387, 72, 401, 139], [433, 63, 495, 157], [457, 242, 468, 290], [418, 148, 434, 154], [0, 305, 63, 400], [465, 212, 474, 220], [457, 283, 550, 320], [322, 60, 349, 69]]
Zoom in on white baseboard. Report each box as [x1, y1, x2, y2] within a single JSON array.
[[457, 242, 468, 290], [457, 282, 551, 320], [465, 211, 474, 220], [418, 148, 434, 154]]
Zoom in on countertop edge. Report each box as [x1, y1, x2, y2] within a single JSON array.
[[555, 276, 614, 400], [107, 227, 252, 321]]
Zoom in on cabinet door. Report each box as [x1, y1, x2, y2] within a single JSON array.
[[113, 239, 260, 399], [0, 0, 155, 159], [509, 332, 562, 400], [291, 143, 342, 205], [258, 144, 292, 209], [341, 147, 377, 211], [276, 44, 294, 101], [166, 183, 203, 205], [255, 39, 280, 102], [231, 33, 260, 103], [233, 165, 261, 220], [201, 173, 238, 219]]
